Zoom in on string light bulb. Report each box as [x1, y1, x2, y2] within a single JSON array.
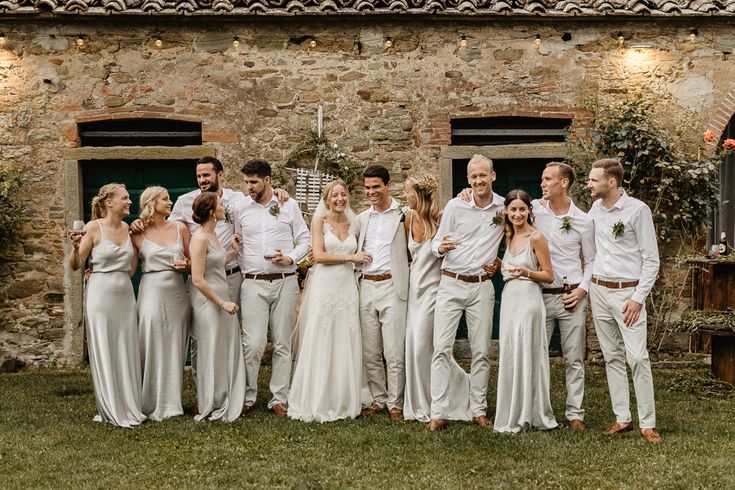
[[534, 34, 541, 48], [154, 36, 163, 48], [459, 35, 468, 49], [309, 38, 317, 49], [232, 36, 240, 49], [384, 37, 393, 50], [689, 28, 699, 43], [617, 32, 625, 47], [0, 33, 5, 47], [76, 34, 84, 47]]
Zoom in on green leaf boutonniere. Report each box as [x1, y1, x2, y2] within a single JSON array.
[[269, 204, 281, 218], [612, 220, 625, 238], [560, 217, 572, 233], [492, 211, 504, 227], [225, 206, 234, 224]]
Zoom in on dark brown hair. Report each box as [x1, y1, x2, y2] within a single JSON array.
[[192, 191, 218, 225], [363, 165, 390, 185], [503, 189, 534, 241], [240, 159, 271, 178]]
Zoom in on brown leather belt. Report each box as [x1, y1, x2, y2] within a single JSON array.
[[360, 273, 392, 281], [225, 266, 241, 276], [592, 277, 639, 289], [542, 284, 580, 294], [442, 270, 492, 283], [244, 272, 296, 281]]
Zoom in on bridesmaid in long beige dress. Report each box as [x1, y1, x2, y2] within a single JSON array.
[[494, 189, 558, 433], [132, 186, 191, 421], [189, 191, 246, 422], [67, 183, 146, 428], [402, 175, 472, 425]]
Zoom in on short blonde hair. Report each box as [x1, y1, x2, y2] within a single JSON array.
[[139, 186, 168, 226], [467, 154, 494, 171], [91, 183, 126, 220]]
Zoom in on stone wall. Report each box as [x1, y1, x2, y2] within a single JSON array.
[[0, 17, 733, 366]]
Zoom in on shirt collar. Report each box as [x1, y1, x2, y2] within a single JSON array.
[[544, 197, 579, 219], [469, 192, 503, 210], [603, 189, 628, 211], [370, 198, 399, 215]]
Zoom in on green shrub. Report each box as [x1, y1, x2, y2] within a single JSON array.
[[0, 159, 22, 258]]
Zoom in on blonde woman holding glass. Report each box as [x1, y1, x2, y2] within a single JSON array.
[[67, 183, 146, 428], [131, 186, 191, 421]]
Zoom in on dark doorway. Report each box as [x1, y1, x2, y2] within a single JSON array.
[[716, 117, 735, 246]]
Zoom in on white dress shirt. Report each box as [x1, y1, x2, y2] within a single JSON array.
[[361, 199, 400, 274], [234, 193, 310, 274], [533, 198, 596, 292], [588, 190, 660, 304], [431, 192, 505, 276], [169, 187, 246, 269]]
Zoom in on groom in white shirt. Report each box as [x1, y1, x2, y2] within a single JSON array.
[[357, 165, 409, 421], [534, 162, 595, 431], [237, 159, 310, 417], [428, 154, 505, 431], [587, 158, 662, 444]]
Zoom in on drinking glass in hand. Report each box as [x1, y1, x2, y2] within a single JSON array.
[[171, 252, 187, 268], [69, 220, 86, 238]]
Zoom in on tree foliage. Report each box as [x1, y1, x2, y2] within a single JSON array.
[[0, 159, 22, 258]]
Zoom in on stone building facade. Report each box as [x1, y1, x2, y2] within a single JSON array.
[[1, 2, 735, 366]]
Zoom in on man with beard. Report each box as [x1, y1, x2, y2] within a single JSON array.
[[237, 159, 310, 417]]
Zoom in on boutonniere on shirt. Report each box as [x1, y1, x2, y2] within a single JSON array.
[[269, 204, 281, 218], [492, 211, 504, 227], [224, 206, 234, 224], [612, 220, 625, 238], [560, 217, 572, 233]]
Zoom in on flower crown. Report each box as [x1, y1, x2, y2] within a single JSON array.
[[412, 175, 438, 194]]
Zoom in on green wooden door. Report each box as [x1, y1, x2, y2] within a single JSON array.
[[81, 159, 199, 292], [452, 158, 560, 350]]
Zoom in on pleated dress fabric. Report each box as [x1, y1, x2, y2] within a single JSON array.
[[85, 221, 146, 428], [137, 228, 191, 421], [403, 218, 472, 423], [288, 223, 363, 423], [494, 234, 558, 433], [190, 242, 246, 422]]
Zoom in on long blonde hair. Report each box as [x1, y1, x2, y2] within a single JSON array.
[[91, 183, 126, 220], [406, 175, 440, 239], [321, 179, 350, 211], [139, 186, 167, 226]]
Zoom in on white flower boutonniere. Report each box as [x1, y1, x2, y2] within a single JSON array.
[[225, 206, 234, 224], [612, 220, 624, 238], [269, 204, 281, 218], [492, 211, 504, 227]]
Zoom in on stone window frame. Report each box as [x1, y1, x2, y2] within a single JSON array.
[[62, 111, 222, 364]]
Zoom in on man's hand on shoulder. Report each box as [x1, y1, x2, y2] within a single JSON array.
[[456, 188, 472, 202], [273, 188, 290, 203]]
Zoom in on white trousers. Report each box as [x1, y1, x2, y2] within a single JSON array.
[[240, 275, 299, 409], [431, 276, 494, 419], [544, 294, 587, 421], [359, 279, 407, 410], [590, 284, 656, 429]]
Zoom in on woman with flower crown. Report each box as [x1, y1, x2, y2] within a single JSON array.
[[402, 175, 472, 424], [288, 180, 372, 422]]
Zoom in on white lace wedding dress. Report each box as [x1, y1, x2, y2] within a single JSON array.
[[288, 222, 363, 423]]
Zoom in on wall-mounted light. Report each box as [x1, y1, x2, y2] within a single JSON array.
[[0, 32, 5, 47], [384, 37, 393, 50], [689, 28, 699, 43], [76, 34, 85, 47], [309, 38, 317, 49], [232, 36, 240, 49], [154, 36, 163, 48], [534, 34, 541, 48], [459, 35, 468, 49], [617, 32, 625, 47]]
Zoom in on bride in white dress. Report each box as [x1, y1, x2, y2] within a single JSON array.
[[288, 180, 373, 423]]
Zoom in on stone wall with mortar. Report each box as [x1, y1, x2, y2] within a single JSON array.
[[0, 17, 733, 367]]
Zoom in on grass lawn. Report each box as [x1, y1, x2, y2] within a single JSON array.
[[1, 362, 734, 489]]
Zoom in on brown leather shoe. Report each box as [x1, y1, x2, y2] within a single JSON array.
[[569, 419, 586, 431], [641, 428, 663, 444], [602, 422, 633, 436], [270, 403, 288, 417], [425, 419, 448, 432], [241, 404, 252, 417], [472, 416, 492, 429], [389, 408, 404, 421], [360, 403, 383, 418]]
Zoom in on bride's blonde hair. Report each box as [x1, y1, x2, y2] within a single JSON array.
[[321, 179, 350, 211]]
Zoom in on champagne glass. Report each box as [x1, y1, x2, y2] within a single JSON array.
[[263, 247, 277, 261], [171, 251, 186, 268]]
